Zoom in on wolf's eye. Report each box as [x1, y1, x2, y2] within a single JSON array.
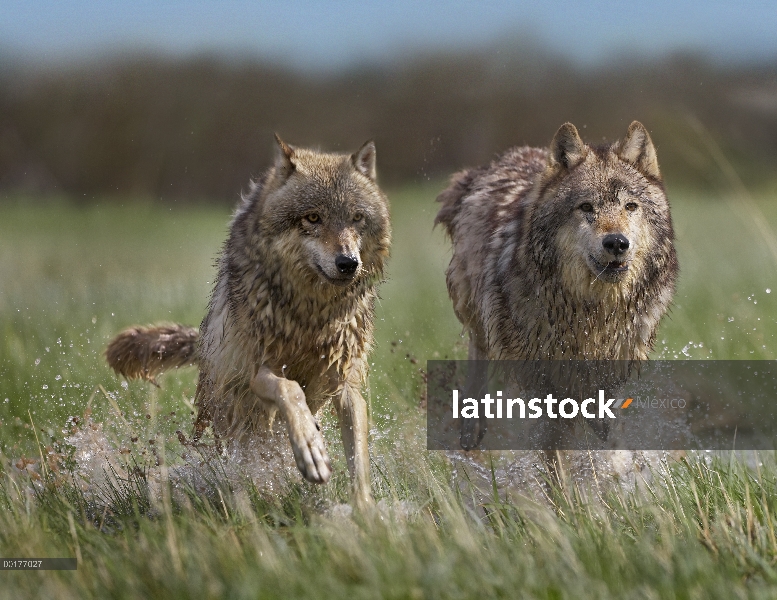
[[579, 202, 594, 213], [353, 213, 363, 222], [625, 202, 638, 212], [305, 213, 320, 223]]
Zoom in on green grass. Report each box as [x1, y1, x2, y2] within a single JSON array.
[[2, 182, 777, 598]]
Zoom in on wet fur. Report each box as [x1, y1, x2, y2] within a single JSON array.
[[436, 121, 677, 364], [105, 324, 198, 385], [106, 138, 391, 506], [436, 122, 678, 456]]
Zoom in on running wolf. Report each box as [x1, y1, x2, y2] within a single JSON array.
[[106, 136, 391, 506], [435, 121, 678, 449]]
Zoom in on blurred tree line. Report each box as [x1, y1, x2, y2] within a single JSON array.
[[1, 45, 776, 202]]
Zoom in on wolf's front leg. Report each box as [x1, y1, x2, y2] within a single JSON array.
[[250, 365, 332, 484], [460, 333, 488, 450], [333, 383, 373, 507]]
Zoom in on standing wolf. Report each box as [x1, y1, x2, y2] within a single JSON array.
[[106, 136, 391, 506], [435, 121, 678, 452]]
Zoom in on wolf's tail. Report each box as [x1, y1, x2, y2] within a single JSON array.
[[434, 167, 482, 237], [105, 324, 199, 383]]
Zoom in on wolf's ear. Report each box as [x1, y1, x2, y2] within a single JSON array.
[[274, 133, 296, 177], [550, 123, 587, 170], [352, 140, 377, 181], [616, 121, 661, 180]]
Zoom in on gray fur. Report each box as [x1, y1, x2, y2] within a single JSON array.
[[106, 138, 391, 506], [436, 121, 677, 364]]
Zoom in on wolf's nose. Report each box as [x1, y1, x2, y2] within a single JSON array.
[[602, 233, 630, 256], [335, 255, 359, 275]]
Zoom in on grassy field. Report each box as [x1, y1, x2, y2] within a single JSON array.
[[3, 182, 777, 597]]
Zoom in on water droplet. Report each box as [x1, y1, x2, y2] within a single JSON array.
[[55, 375, 61, 381], [34, 358, 41, 366], [42, 385, 48, 390], [767, 289, 772, 294]]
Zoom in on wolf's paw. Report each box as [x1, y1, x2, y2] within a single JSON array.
[[289, 415, 332, 484], [460, 416, 486, 450]]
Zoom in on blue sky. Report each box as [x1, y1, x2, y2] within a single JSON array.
[[2, 0, 776, 68]]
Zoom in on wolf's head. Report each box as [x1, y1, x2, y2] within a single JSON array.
[[531, 121, 676, 295], [255, 136, 391, 289]]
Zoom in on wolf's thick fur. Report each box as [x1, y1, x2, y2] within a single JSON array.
[[104, 325, 198, 385], [106, 137, 391, 506], [436, 121, 678, 452]]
